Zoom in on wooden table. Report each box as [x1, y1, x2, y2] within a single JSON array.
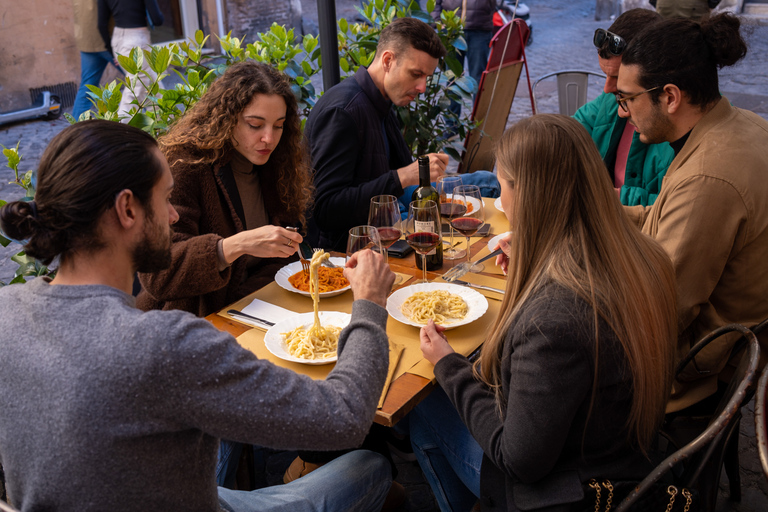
[[205, 198, 509, 427]]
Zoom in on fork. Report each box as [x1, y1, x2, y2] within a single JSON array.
[[313, 248, 338, 268], [442, 248, 503, 282]]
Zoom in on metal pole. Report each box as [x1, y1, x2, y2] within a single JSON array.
[[317, 0, 341, 91]]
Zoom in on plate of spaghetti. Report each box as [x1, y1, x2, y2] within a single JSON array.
[[267, 250, 350, 364], [264, 311, 350, 365], [386, 283, 488, 330], [275, 257, 350, 297]]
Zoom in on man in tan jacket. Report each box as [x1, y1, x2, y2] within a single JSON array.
[[617, 13, 768, 412]]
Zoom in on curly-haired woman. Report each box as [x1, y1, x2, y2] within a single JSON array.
[[137, 61, 312, 317]]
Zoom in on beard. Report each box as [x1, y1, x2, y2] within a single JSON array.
[[132, 209, 173, 274], [637, 102, 675, 145]]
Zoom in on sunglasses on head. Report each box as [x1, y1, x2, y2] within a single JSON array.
[[593, 28, 627, 56]]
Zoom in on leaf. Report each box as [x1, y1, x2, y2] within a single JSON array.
[[117, 54, 139, 75], [187, 69, 200, 87], [127, 113, 155, 132], [0, 233, 10, 248], [443, 146, 462, 161], [444, 54, 463, 78], [9, 275, 26, 285], [339, 18, 349, 34], [339, 58, 350, 73], [453, 36, 467, 52], [426, 0, 436, 12], [195, 29, 205, 46]]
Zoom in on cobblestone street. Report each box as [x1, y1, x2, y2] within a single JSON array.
[[1, 1, 767, 510]]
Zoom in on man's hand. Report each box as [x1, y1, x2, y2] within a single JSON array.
[[419, 320, 454, 365], [344, 249, 395, 307], [396, 153, 449, 188], [221, 226, 302, 264]]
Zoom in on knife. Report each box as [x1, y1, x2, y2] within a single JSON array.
[[451, 280, 505, 295], [227, 309, 275, 327]]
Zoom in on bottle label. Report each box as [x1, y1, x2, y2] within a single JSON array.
[[414, 220, 437, 255]]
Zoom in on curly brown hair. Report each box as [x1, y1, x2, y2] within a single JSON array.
[[160, 61, 313, 227]]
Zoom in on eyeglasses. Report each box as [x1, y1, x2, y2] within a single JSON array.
[[593, 28, 627, 56], [614, 86, 662, 112]]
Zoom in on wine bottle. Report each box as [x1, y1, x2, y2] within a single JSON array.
[[412, 156, 443, 271]]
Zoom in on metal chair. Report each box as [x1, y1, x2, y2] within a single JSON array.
[[753, 322, 768, 483], [615, 323, 761, 512], [531, 70, 606, 116], [0, 499, 18, 512]]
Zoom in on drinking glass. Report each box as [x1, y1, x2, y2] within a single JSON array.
[[346, 225, 384, 263], [368, 195, 404, 285], [436, 175, 465, 260], [404, 200, 441, 284], [450, 185, 485, 272]]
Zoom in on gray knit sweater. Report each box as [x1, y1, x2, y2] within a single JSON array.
[[0, 277, 390, 511]]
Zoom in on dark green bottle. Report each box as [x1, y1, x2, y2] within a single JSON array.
[[412, 156, 443, 271]]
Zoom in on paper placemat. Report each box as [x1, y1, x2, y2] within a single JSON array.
[[404, 295, 501, 381], [378, 341, 404, 408]]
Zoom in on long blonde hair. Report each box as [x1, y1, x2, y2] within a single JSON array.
[[477, 115, 677, 451]]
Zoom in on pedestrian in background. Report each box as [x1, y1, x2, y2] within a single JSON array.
[[653, 0, 714, 21], [98, 0, 164, 120], [72, 0, 121, 119]]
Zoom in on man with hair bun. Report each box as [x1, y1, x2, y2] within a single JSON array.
[[575, 8, 674, 207], [617, 13, 768, 412], [0, 120, 394, 512]]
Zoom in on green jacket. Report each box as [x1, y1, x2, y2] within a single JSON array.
[[575, 92, 674, 206]]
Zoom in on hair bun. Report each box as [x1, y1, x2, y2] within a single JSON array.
[[701, 13, 747, 68], [0, 200, 38, 242]]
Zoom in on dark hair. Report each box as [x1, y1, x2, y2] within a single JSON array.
[[597, 8, 661, 59], [622, 12, 747, 108], [377, 17, 447, 60], [0, 120, 164, 265], [160, 61, 312, 228]]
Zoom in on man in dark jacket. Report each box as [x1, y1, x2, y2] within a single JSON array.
[[305, 17, 449, 252]]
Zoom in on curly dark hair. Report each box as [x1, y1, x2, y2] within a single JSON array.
[[160, 61, 313, 227]]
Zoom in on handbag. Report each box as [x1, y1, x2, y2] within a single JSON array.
[[578, 479, 697, 512]]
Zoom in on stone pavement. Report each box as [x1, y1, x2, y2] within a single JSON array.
[[1, 0, 768, 510]]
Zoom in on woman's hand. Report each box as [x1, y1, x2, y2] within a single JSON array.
[[494, 232, 513, 276], [419, 320, 454, 366], [221, 225, 302, 264]]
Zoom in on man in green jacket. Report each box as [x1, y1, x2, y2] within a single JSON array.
[[574, 8, 673, 207]]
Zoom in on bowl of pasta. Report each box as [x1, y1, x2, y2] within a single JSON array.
[[386, 283, 488, 330], [264, 311, 351, 365], [275, 257, 350, 297]]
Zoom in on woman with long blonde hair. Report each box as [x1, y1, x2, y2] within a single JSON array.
[[137, 61, 312, 317], [409, 114, 677, 510]]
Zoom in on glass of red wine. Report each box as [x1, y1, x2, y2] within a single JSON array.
[[368, 195, 404, 285], [346, 225, 384, 263], [450, 185, 485, 272], [405, 200, 441, 284], [436, 175, 465, 260]]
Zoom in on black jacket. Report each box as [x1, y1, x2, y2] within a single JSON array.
[[304, 67, 412, 252]]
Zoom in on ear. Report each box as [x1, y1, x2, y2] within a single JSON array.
[[113, 189, 140, 230], [662, 84, 684, 115], [381, 50, 395, 72]]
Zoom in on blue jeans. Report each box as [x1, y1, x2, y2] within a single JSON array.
[[463, 30, 493, 86], [409, 386, 483, 512], [73, 50, 114, 119], [217, 440, 245, 488], [217, 449, 391, 512]]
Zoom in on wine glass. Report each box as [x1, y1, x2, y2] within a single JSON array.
[[450, 185, 485, 272], [436, 175, 465, 260], [368, 195, 404, 285], [346, 225, 384, 263], [404, 200, 441, 284]]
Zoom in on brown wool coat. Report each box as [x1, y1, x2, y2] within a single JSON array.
[[137, 154, 300, 317]]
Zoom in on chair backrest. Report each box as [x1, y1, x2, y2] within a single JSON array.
[[0, 499, 19, 512], [756, 368, 768, 483], [459, 19, 533, 174], [615, 323, 761, 512], [532, 70, 607, 116]]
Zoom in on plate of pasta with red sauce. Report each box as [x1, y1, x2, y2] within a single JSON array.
[[275, 257, 351, 297]]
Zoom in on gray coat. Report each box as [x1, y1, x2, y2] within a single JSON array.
[[436, 283, 656, 510]]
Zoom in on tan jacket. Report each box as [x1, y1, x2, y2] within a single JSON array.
[[72, 0, 107, 53], [625, 98, 768, 411]]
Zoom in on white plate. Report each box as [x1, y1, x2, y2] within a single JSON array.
[[274, 257, 350, 297], [494, 197, 504, 213], [487, 231, 513, 252], [386, 283, 488, 330], [445, 193, 483, 215], [264, 311, 351, 365]]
